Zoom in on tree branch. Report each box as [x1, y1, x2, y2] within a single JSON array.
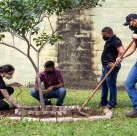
[[0, 42, 27, 57], [47, 16, 54, 34], [27, 55, 38, 73], [22, 34, 38, 53], [0, 42, 38, 73], [38, 5, 85, 53]]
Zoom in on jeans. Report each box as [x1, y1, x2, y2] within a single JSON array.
[[0, 86, 14, 110], [31, 87, 66, 106], [125, 62, 137, 110], [100, 65, 120, 107]]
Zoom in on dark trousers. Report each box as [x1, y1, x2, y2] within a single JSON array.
[[0, 86, 14, 110], [100, 65, 120, 107]]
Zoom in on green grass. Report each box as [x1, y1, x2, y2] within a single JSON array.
[[0, 88, 137, 136]]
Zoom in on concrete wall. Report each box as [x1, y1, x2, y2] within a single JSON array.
[[91, 0, 137, 86], [0, 0, 137, 88], [57, 10, 97, 89]]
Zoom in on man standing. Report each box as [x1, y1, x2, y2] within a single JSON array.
[[31, 60, 66, 106], [116, 14, 137, 117], [100, 27, 124, 109]]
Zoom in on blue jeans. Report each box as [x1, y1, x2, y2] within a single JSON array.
[[31, 87, 66, 106], [100, 65, 121, 107], [125, 62, 137, 110]]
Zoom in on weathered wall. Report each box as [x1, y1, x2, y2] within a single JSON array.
[[57, 10, 97, 89], [91, 0, 137, 86], [0, 0, 137, 88]]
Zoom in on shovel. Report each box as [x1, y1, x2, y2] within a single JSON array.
[[80, 39, 135, 111]]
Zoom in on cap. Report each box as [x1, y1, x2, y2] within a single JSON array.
[[123, 14, 137, 26]]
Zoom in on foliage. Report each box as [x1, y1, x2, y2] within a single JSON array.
[[0, 89, 136, 136], [0, 0, 105, 107], [0, 0, 104, 44]]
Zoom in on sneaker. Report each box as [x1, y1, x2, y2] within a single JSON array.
[[125, 110, 137, 118]]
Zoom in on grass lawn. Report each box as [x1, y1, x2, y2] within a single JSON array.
[[0, 88, 137, 136]]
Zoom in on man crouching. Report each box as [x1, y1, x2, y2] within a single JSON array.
[[31, 60, 66, 106]]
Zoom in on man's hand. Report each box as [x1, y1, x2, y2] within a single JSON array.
[[42, 86, 54, 94], [47, 86, 54, 92], [116, 56, 123, 64], [132, 33, 137, 40]]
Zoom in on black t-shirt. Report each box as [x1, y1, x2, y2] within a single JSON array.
[[0, 75, 6, 89], [101, 35, 122, 67]]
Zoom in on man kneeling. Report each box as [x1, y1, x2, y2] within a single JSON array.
[[31, 61, 66, 106]]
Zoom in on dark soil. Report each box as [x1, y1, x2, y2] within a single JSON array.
[[0, 108, 104, 119]]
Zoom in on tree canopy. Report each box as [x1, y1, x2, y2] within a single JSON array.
[[0, 0, 105, 72]]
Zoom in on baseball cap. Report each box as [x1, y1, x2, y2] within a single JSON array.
[[123, 14, 137, 26]]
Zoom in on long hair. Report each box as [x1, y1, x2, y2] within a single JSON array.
[[0, 64, 15, 73]]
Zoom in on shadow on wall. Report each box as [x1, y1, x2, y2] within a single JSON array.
[[57, 9, 97, 89]]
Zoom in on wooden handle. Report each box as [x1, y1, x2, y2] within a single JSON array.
[[36, 73, 45, 111], [80, 40, 134, 111]]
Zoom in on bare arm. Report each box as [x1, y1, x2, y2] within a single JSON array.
[[8, 82, 22, 87], [0, 89, 19, 108], [116, 40, 137, 64], [117, 46, 125, 56], [107, 45, 125, 67], [123, 42, 137, 58]]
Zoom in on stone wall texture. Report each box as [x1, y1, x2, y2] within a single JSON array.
[[0, 0, 137, 88]]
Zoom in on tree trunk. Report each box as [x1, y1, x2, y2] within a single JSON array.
[[36, 52, 45, 111]]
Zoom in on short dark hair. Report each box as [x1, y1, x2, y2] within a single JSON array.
[[0, 64, 15, 73], [102, 27, 113, 33], [44, 61, 54, 68]]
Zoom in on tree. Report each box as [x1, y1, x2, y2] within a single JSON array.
[[0, 0, 104, 111]]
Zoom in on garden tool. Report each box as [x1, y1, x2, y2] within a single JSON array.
[[80, 39, 135, 111]]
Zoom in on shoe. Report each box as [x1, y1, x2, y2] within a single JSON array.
[[44, 99, 52, 105], [106, 104, 116, 109], [125, 110, 137, 118], [99, 102, 107, 108]]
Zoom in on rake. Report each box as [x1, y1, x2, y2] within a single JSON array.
[[80, 39, 135, 111]]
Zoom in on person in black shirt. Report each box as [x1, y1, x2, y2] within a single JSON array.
[[100, 27, 124, 109], [0, 64, 21, 110]]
